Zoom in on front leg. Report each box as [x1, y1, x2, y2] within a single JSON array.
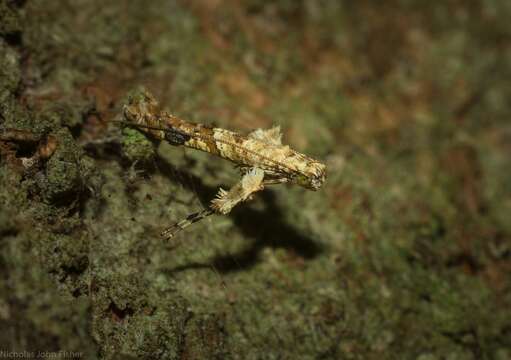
[[161, 167, 265, 239], [210, 167, 265, 214]]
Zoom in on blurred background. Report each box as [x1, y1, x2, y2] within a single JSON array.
[[0, 1, 510, 359]]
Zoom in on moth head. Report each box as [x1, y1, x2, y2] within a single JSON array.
[[296, 162, 326, 191], [123, 89, 160, 125]]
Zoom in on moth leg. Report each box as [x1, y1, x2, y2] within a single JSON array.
[[161, 167, 265, 239], [161, 208, 214, 239], [209, 167, 265, 215]]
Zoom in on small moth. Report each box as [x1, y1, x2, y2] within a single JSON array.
[[120, 91, 326, 239]]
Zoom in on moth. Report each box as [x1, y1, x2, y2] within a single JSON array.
[[120, 91, 326, 239]]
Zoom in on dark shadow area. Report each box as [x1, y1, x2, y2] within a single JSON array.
[[153, 154, 218, 209], [211, 190, 324, 273], [81, 136, 125, 163]]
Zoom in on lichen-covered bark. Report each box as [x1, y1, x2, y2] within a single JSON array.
[[0, 1, 510, 359]]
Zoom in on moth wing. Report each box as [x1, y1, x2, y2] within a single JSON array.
[[248, 126, 282, 146]]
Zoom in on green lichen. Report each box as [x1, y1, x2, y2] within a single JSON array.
[[121, 127, 155, 164], [41, 132, 82, 203]]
